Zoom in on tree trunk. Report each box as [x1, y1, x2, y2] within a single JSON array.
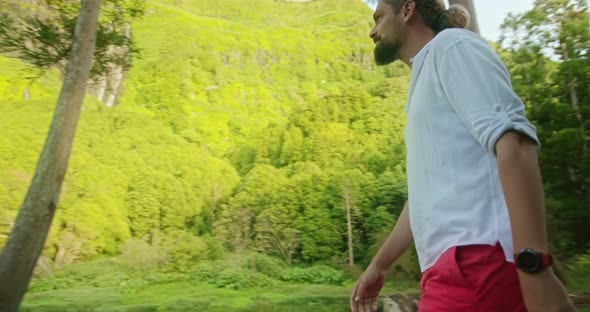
[[560, 42, 588, 162], [560, 36, 590, 234], [23, 87, 30, 100], [448, 0, 480, 34], [210, 184, 221, 231], [250, 253, 257, 274], [343, 180, 354, 266], [0, 1, 101, 310]]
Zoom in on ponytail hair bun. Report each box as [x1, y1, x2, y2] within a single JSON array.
[[445, 4, 470, 29]]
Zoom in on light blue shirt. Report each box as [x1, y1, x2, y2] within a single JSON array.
[[405, 29, 540, 272]]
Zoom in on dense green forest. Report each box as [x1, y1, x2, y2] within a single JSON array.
[[0, 0, 411, 268], [0, 0, 588, 310]]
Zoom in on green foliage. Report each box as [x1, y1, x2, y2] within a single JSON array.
[[119, 237, 166, 272], [0, 92, 241, 257], [28, 258, 131, 292], [191, 257, 347, 288], [156, 299, 210, 312], [0, 0, 411, 268], [0, 0, 145, 77], [296, 205, 341, 263], [499, 0, 590, 256], [22, 260, 395, 312], [189, 261, 219, 282], [161, 230, 208, 272], [280, 265, 345, 285], [190, 262, 275, 290], [201, 235, 225, 261], [567, 253, 590, 294], [250, 254, 288, 280], [212, 268, 276, 290]]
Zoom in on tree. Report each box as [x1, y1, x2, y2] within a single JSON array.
[[334, 169, 375, 267], [125, 174, 161, 237], [256, 207, 300, 265], [499, 0, 589, 254], [297, 205, 341, 262], [214, 165, 289, 252], [214, 198, 256, 253], [0, 0, 145, 106], [0, 0, 101, 310], [288, 162, 341, 263], [343, 177, 356, 267]]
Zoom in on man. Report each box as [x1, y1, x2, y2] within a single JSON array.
[[350, 1, 576, 311]]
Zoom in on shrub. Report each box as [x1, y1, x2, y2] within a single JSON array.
[[202, 235, 225, 261], [189, 261, 219, 282], [567, 252, 590, 293], [189, 262, 274, 289], [245, 253, 287, 279], [280, 265, 344, 285], [212, 268, 275, 290], [120, 278, 151, 294], [162, 230, 209, 272], [156, 299, 210, 312], [391, 247, 422, 281], [28, 258, 132, 292], [119, 238, 166, 271]]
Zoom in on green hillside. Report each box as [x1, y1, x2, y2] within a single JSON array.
[[0, 0, 410, 266], [123, 0, 408, 156]]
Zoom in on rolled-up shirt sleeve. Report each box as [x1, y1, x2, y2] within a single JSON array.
[[436, 38, 540, 155]]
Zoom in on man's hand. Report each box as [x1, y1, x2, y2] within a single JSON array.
[[519, 269, 576, 312], [350, 264, 387, 312], [350, 202, 412, 311]]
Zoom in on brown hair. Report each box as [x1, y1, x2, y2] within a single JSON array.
[[383, 0, 469, 33]]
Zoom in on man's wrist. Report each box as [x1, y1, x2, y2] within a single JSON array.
[[513, 243, 549, 254], [515, 247, 553, 273], [368, 259, 390, 272], [517, 267, 556, 282]]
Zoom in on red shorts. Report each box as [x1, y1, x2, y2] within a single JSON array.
[[419, 243, 526, 312]]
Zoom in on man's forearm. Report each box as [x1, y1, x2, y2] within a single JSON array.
[[497, 129, 575, 312], [496, 132, 548, 254], [369, 202, 413, 271]]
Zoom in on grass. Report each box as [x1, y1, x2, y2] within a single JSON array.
[[22, 279, 414, 312], [19, 253, 590, 312], [20, 256, 419, 312]]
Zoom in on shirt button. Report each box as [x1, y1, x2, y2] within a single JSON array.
[[495, 105, 502, 112]]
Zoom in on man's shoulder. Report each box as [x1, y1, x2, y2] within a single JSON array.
[[430, 28, 495, 60], [430, 29, 492, 58]]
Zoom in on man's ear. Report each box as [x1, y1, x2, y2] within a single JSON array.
[[402, 0, 417, 23]]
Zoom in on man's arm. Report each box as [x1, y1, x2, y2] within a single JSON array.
[[496, 131, 548, 254], [351, 202, 413, 312], [369, 201, 413, 271], [496, 131, 575, 312]]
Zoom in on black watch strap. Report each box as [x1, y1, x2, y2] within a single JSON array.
[[515, 248, 553, 273]]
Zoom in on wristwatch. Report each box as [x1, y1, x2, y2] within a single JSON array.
[[515, 248, 553, 273]]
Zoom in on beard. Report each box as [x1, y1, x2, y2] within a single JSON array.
[[374, 40, 400, 66]]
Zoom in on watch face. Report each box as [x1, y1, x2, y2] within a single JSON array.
[[517, 249, 541, 273]]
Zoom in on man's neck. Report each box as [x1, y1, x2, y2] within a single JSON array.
[[400, 26, 436, 68]]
